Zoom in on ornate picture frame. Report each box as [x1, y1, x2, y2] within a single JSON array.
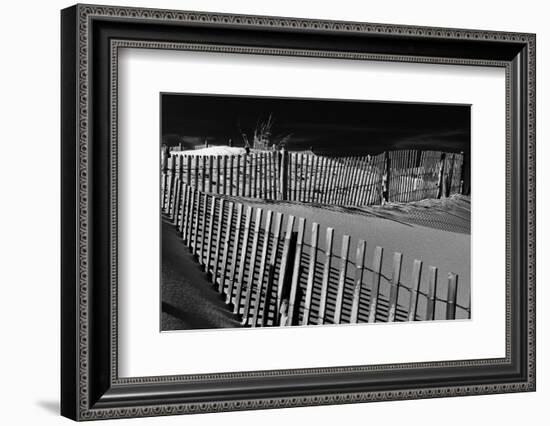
[[61, 4, 535, 421]]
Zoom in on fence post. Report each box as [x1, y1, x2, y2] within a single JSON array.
[[382, 151, 390, 203], [279, 148, 288, 201], [350, 239, 367, 323], [459, 151, 465, 195], [276, 215, 296, 320], [387, 252, 403, 322], [445, 154, 455, 197], [437, 152, 446, 199], [302, 222, 319, 325], [446, 273, 458, 320], [407, 259, 423, 321], [334, 234, 351, 324], [318, 227, 334, 325], [367, 246, 384, 322], [426, 266, 438, 320]]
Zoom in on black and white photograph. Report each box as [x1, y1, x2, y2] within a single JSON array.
[[54, 2, 537, 422], [160, 93, 471, 331]]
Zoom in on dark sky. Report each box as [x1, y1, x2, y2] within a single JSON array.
[[161, 93, 470, 156]]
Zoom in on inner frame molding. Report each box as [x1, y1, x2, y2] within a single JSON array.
[[61, 4, 535, 421]]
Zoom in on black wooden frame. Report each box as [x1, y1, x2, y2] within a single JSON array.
[[61, 4, 536, 421]]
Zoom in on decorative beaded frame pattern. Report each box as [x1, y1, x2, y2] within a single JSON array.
[[72, 4, 535, 420]]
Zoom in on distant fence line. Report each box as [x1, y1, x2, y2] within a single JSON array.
[[163, 181, 469, 327], [162, 149, 465, 207]]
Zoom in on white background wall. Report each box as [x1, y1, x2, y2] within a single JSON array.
[[0, 0, 546, 424]]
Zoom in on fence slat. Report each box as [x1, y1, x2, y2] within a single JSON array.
[[327, 158, 337, 204], [185, 188, 195, 246], [229, 155, 234, 196], [287, 217, 306, 326], [313, 155, 322, 202], [241, 208, 263, 324], [269, 152, 276, 199], [161, 168, 168, 211], [367, 246, 384, 323], [407, 259, 423, 321], [343, 157, 354, 204], [198, 192, 208, 264], [207, 155, 213, 193], [318, 227, 334, 325], [185, 155, 191, 187], [226, 203, 244, 305], [222, 155, 228, 195], [279, 150, 287, 200], [446, 273, 458, 320], [426, 266, 438, 320], [334, 234, 351, 324], [351, 157, 363, 205], [234, 206, 253, 314], [337, 158, 348, 204], [247, 153, 253, 197], [253, 153, 258, 198], [346, 157, 357, 205], [350, 239, 367, 323], [293, 153, 300, 201], [251, 210, 273, 327], [235, 155, 241, 196], [204, 196, 217, 275], [302, 222, 319, 325], [318, 157, 328, 203], [191, 189, 201, 252], [212, 198, 225, 285], [272, 151, 279, 200], [193, 155, 199, 193], [200, 155, 206, 193], [166, 156, 175, 213], [307, 155, 315, 202], [291, 153, 297, 201], [178, 184, 188, 235], [387, 252, 403, 322], [276, 215, 295, 316], [172, 177, 182, 224], [264, 153, 269, 198], [240, 154, 246, 197], [260, 212, 283, 327], [217, 201, 233, 292]]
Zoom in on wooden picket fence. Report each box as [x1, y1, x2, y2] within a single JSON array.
[[163, 181, 469, 326], [163, 149, 465, 208]]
